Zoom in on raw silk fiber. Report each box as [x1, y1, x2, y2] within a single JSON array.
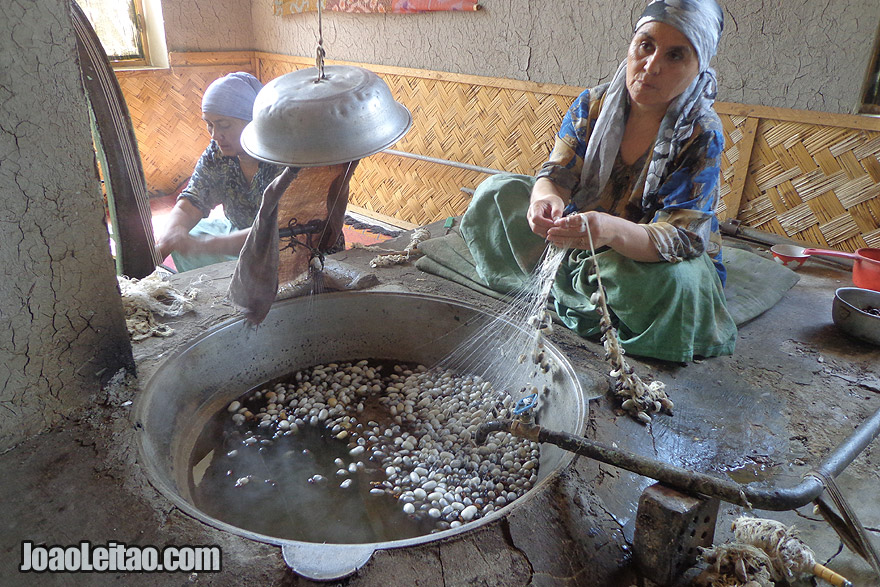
[[274, 0, 478, 15]]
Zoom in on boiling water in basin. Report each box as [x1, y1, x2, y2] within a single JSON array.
[[190, 414, 437, 543], [187, 358, 541, 543]]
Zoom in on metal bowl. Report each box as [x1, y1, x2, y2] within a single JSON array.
[[832, 287, 880, 345], [240, 65, 412, 167], [770, 244, 809, 269]]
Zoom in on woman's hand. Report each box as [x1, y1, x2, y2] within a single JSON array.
[[155, 198, 213, 260], [527, 178, 570, 238], [546, 211, 610, 249], [155, 223, 198, 260], [157, 228, 251, 260], [547, 211, 661, 262], [156, 227, 215, 260]]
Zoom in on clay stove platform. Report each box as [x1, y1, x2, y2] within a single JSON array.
[[1, 224, 877, 586]]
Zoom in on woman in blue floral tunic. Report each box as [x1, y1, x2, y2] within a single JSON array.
[[460, 0, 737, 362]]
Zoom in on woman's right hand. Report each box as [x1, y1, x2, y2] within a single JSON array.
[[527, 178, 569, 238], [155, 225, 198, 260], [527, 196, 564, 238], [154, 199, 206, 260]]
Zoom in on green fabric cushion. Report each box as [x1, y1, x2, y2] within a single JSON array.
[[720, 245, 800, 325], [549, 248, 737, 362]]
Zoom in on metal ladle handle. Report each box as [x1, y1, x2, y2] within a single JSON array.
[[802, 248, 860, 261]]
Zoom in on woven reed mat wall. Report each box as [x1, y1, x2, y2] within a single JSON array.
[[257, 53, 576, 227], [114, 51, 880, 252], [115, 52, 257, 198], [716, 104, 880, 251]]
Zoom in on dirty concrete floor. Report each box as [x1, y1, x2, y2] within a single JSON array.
[[1, 224, 878, 587]]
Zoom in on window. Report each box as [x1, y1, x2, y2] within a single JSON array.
[[73, 0, 168, 68], [862, 27, 880, 115]]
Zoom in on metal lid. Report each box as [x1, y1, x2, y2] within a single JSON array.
[[240, 65, 412, 167]]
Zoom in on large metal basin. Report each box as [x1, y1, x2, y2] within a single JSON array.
[[135, 291, 586, 581]]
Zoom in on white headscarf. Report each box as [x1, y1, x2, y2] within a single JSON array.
[[201, 72, 264, 122], [574, 0, 724, 212]]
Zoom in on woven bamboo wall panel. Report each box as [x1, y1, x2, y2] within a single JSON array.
[[736, 118, 880, 251], [347, 152, 486, 226], [114, 52, 880, 252], [256, 58, 306, 87], [402, 81, 566, 173], [258, 56, 569, 222], [716, 113, 752, 219], [116, 64, 256, 197]]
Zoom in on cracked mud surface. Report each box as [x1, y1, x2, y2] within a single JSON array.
[[0, 0, 134, 452]]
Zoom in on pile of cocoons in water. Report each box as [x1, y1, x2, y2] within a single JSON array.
[[225, 360, 541, 531]]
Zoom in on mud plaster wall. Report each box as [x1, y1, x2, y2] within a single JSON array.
[[179, 0, 877, 116], [162, 0, 255, 52], [157, 0, 878, 113], [0, 0, 134, 451]]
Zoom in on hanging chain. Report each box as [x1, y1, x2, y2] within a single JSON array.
[[315, 0, 326, 81]]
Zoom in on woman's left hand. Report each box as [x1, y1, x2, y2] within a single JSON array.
[[547, 212, 660, 262], [546, 211, 613, 249]]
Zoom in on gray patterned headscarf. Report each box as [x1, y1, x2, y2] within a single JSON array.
[[201, 72, 264, 122], [574, 0, 724, 212]]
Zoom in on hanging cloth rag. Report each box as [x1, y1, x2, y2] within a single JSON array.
[[227, 162, 358, 324]]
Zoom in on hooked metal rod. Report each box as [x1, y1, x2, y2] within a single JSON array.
[[384, 149, 504, 176], [476, 404, 880, 511]]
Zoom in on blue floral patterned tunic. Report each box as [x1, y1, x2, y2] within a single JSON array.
[[536, 85, 727, 285], [177, 141, 287, 230]]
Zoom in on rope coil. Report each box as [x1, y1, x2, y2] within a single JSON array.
[[366, 227, 431, 268]]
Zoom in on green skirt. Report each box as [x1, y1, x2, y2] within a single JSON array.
[[459, 173, 737, 362]]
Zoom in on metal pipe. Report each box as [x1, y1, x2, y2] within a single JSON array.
[[720, 220, 853, 268], [384, 149, 504, 176], [476, 405, 880, 510]]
